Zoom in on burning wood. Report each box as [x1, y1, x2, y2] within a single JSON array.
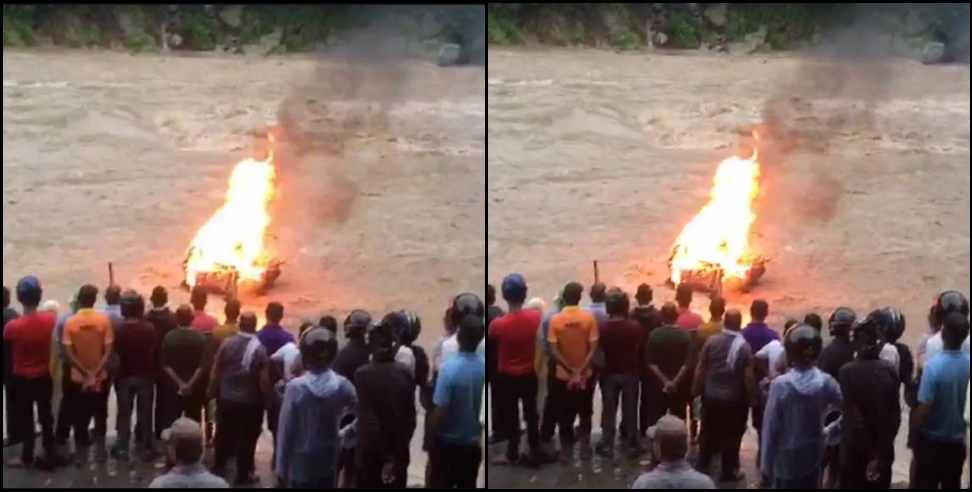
[[668, 131, 768, 294], [183, 133, 282, 297]]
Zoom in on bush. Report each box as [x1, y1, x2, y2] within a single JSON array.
[[669, 13, 700, 49], [612, 30, 639, 50], [487, 9, 520, 44]]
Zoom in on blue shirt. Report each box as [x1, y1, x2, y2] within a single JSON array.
[[258, 324, 296, 358], [540, 307, 562, 357], [918, 350, 971, 443], [434, 352, 486, 446], [761, 367, 842, 481], [276, 370, 357, 484], [585, 303, 609, 333], [743, 322, 779, 354]]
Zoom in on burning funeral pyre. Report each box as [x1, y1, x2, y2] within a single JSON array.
[[668, 132, 768, 296], [183, 134, 283, 297]]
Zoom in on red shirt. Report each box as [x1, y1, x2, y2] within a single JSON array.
[[192, 311, 218, 334], [4, 311, 55, 379], [600, 319, 645, 377], [488, 309, 540, 376], [676, 308, 704, 331]]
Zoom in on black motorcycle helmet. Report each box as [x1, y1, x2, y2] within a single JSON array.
[[784, 323, 822, 367], [828, 307, 857, 338], [344, 310, 372, 339], [398, 310, 422, 346], [367, 316, 399, 362], [852, 315, 883, 360], [451, 293, 485, 327], [300, 327, 338, 370], [932, 291, 970, 327], [863, 308, 905, 344], [882, 307, 906, 343]]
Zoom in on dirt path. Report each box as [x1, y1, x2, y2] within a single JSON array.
[[487, 47, 969, 488]]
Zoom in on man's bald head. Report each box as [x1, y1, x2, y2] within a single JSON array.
[[650, 415, 689, 462]]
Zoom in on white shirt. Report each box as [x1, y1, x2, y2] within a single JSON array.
[[271, 343, 302, 381], [395, 346, 416, 378], [923, 333, 971, 368], [755, 340, 786, 379], [437, 334, 486, 372], [880, 343, 900, 375]]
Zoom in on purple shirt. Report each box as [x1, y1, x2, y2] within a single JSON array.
[[742, 322, 779, 354], [258, 324, 296, 358]]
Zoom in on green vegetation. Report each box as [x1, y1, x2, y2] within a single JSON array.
[[668, 12, 700, 49], [488, 9, 520, 45]]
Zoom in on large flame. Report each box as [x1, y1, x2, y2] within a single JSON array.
[[185, 136, 277, 288], [669, 138, 761, 285]]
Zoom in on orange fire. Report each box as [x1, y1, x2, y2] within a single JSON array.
[[184, 136, 278, 288], [669, 137, 761, 286]]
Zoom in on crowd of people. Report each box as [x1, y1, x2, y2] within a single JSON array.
[[487, 273, 971, 489], [2, 276, 487, 489]]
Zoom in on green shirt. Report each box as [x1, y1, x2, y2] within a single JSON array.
[[162, 327, 207, 383]]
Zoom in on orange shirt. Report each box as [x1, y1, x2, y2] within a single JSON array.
[[548, 306, 599, 381], [62, 309, 114, 384]]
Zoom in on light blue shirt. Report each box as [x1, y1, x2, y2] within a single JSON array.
[[276, 370, 357, 484], [149, 464, 228, 488], [434, 352, 486, 446], [761, 367, 842, 481], [540, 307, 562, 357], [918, 350, 971, 443], [585, 302, 609, 332], [631, 460, 716, 489]]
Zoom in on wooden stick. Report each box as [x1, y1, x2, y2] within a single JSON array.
[[594, 260, 600, 286], [108, 262, 115, 287]]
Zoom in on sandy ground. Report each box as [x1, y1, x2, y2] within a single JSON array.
[[2, 49, 485, 487], [487, 48, 969, 489]]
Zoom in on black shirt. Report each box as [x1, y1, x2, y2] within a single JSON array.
[[818, 338, 855, 381], [2, 308, 20, 382], [354, 361, 417, 469], [630, 305, 661, 337], [486, 305, 505, 380], [334, 339, 372, 428], [838, 358, 900, 453]]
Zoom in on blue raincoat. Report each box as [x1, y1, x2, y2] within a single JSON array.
[[760, 366, 842, 484], [276, 369, 358, 487]]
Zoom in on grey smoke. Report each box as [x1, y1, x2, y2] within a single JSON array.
[[756, 3, 967, 225]]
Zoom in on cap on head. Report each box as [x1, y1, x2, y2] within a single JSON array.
[[367, 317, 399, 361], [16, 276, 43, 308], [501, 274, 528, 305]]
